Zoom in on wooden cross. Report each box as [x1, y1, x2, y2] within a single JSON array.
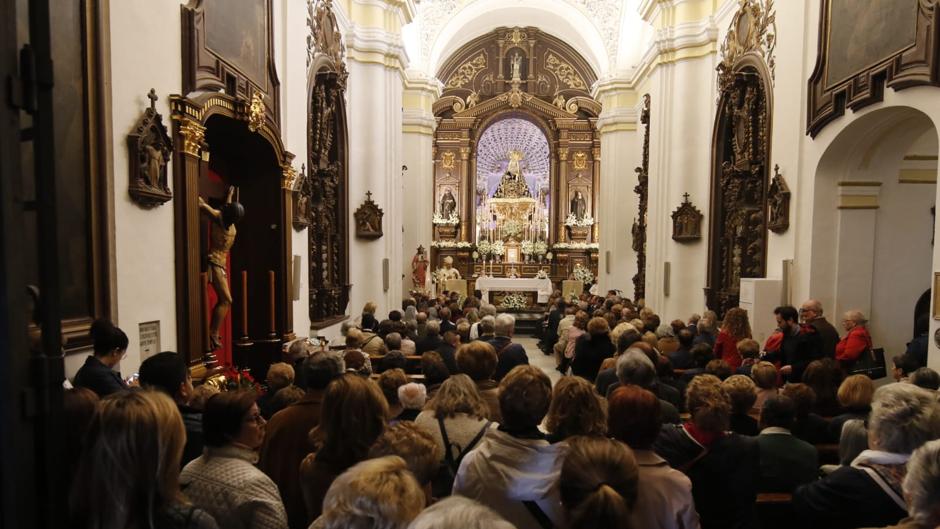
[[147, 88, 158, 110], [366, 191, 373, 202], [683, 193, 691, 203]]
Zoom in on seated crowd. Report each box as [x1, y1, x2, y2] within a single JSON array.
[[66, 291, 940, 529]]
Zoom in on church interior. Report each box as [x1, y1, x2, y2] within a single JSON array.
[[4, 0, 940, 527]]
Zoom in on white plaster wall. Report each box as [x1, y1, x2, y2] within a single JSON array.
[[642, 55, 716, 320], [85, 0, 183, 379], [274, 0, 312, 337], [597, 128, 640, 296], [402, 131, 434, 294], [346, 59, 404, 319]]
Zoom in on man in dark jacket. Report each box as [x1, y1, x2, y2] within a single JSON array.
[[757, 395, 818, 492], [138, 351, 202, 467], [486, 313, 529, 381], [260, 351, 344, 529], [542, 299, 566, 353], [767, 305, 822, 382], [668, 328, 696, 369], [416, 320, 444, 354], [799, 299, 840, 359], [435, 329, 461, 374]]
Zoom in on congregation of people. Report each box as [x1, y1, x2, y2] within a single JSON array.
[[65, 291, 940, 529]]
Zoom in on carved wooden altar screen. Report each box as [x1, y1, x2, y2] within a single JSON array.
[[633, 95, 650, 301], [705, 0, 775, 316], [173, 0, 296, 365], [432, 27, 602, 281]]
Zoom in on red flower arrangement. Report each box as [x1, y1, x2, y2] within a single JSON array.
[[218, 365, 264, 395]]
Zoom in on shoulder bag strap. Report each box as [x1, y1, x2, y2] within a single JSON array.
[[522, 500, 555, 529], [454, 420, 491, 466], [437, 414, 457, 470]]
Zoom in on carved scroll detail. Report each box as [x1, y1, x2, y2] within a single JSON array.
[[545, 52, 586, 90], [445, 53, 487, 89]]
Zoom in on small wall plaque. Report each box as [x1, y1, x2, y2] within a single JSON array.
[[671, 193, 703, 242], [127, 89, 173, 207], [354, 191, 384, 240], [767, 165, 791, 233]]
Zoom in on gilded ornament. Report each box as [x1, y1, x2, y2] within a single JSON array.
[[178, 119, 206, 157], [545, 53, 586, 90], [247, 92, 265, 132], [445, 53, 487, 89], [717, 0, 777, 90], [282, 164, 298, 190], [573, 152, 587, 169], [441, 152, 456, 169]]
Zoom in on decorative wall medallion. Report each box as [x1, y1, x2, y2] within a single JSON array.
[[672, 194, 704, 242], [354, 191, 384, 240], [127, 89, 173, 207], [767, 164, 790, 233], [441, 151, 456, 169], [573, 151, 587, 169], [717, 0, 777, 91]]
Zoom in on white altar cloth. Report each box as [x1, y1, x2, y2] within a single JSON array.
[[476, 277, 553, 304]]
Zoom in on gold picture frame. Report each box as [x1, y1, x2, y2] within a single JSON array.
[[933, 272, 940, 320]]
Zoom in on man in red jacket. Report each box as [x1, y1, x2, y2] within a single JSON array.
[[835, 310, 872, 371]]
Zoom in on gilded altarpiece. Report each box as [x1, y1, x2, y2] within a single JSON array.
[[705, 0, 776, 316], [303, 0, 350, 327], [432, 27, 602, 281]]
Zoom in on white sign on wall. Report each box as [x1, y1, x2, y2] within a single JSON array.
[[139, 321, 161, 362]]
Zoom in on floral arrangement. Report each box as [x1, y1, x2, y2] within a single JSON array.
[[573, 264, 594, 284], [502, 219, 524, 238], [553, 242, 599, 250], [205, 365, 264, 395], [565, 214, 595, 227], [500, 292, 529, 310], [432, 212, 460, 225], [533, 240, 548, 255], [431, 240, 473, 249], [490, 240, 505, 256], [535, 269, 549, 279], [477, 240, 492, 256], [520, 240, 534, 255]]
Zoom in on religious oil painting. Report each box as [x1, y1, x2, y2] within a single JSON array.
[[205, 0, 267, 89]]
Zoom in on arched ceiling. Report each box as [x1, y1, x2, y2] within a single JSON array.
[[410, 0, 625, 77], [476, 117, 550, 197]]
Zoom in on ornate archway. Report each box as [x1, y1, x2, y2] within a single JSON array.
[[431, 26, 601, 284], [705, 0, 776, 315]]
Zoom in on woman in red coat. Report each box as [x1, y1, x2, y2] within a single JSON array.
[[835, 310, 872, 371], [714, 308, 752, 371]]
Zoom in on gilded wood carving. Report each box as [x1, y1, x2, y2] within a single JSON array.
[[128, 89, 173, 207], [807, 0, 940, 137], [706, 0, 774, 316], [306, 0, 350, 325], [633, 94, 650, 300], [767, 164, 790, 233]]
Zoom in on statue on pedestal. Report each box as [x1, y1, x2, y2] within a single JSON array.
[[440, 188, 457, 219], [411, 246, 428, 290], [570, 190, 587, 220], [511, 52, 522, 80], [198, 186, 244, 350]]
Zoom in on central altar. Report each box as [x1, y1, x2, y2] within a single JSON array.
[[476, 276, 554, 304]]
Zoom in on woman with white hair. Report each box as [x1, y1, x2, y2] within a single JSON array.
[[394, 382, 427, 422], [793, 383, 940, 529], [884, 439, 940, 529], [835, 310, 872, 371], [407, 496, 515, 529]]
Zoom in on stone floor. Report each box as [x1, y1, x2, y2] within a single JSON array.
[[514, 335, 562, 386]]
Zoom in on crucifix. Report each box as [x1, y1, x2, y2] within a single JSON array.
[[682, 192, 691, 203], [366, 190, 373, 202], [147, 88, 158, 110]]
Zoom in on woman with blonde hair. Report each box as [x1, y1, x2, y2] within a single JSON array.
[[545, 376, 607, 443], [560, 436, 640, 529], [713, 308, 752, 371], [311, 455, 424, 529], [828, 373, 874, 441], [750, 361, 778, 409], [300, 375, 388, 523], [653, 375, 759, 529], [69, 390, 218, 529]]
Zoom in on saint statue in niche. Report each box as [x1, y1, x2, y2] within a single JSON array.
[[143, 142, 167, 189], [570, 190, 587, 220], [511, 52, 522, 80], [198, 186, 245, 351], [411, 245, 428, 290], [440, 188, 457, 218], [506, 149, 523, 177]]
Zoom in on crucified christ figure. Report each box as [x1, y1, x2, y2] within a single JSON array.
[[198, 186, 244, 351]]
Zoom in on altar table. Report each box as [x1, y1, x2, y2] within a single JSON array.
[[476, 277, 553, 304]]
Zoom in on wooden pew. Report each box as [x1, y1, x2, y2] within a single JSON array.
[[756, 492, 794, 529]]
